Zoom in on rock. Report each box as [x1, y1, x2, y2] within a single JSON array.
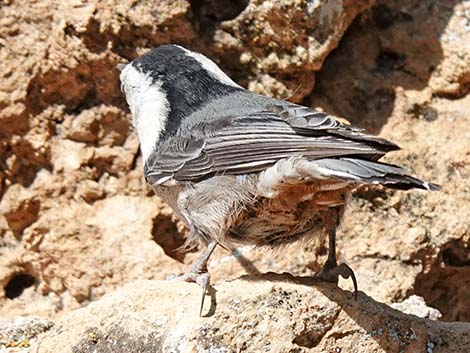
[[31, 277, 470, 353], [0, 316, 53, 351], [391, 295, 442, 320], [428, 1, 470, 96], [310, 0, 470, 321], [50, 140, 93, 172], [1, 185, 40, 235], [0, 0, 469, 340], [63, 105, 130, 146], [64, 110, 100, 143], [76, 180, 105, 203], [312, 0, 470, 131], [0, 195, 185, 321], [210, 0, 374, 102], [0, 0, 375, 321]]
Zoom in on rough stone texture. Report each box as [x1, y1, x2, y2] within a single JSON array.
[[0, 316, 53, 350], [391, 295, 442, 321], [209, 0, 375, 102], [312, 0, 470, 132], [0, 0, 375, 321], [311, 0, 470, 322], [1, 185, 40, 236], [0, 0, 469, 350], [28, 278, 470, 353]]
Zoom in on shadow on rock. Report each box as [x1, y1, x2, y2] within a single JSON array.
[[311, 0, 457, 134], [30, 277, 470, 352]]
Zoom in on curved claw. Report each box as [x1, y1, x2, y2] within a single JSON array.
[[315, 262, 358, 300], [196, 272, 210, 316], [177, 270, 211, 316], [335, 263, 358, 301], [176, 241, 217, 316]]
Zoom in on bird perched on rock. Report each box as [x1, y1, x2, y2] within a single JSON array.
[[118, 45, 439, 313]]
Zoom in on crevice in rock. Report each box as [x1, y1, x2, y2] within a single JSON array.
[[413, 239, 470, 321], [371, 3, 413, 30], [190, 0, 249, 23], [5, 273, 36, 299], [310, 0, 454, 134], [26, 61, 123, 117], [441, 240, 470, 267], [78, 18, 110, 55], [63, 88, 99, 116], [151, 214, 188, 263], [375, 50, 406, 76], [129, 146, 140, 172]]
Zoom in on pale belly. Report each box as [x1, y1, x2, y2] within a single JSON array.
[[152, 175, 352, 248]]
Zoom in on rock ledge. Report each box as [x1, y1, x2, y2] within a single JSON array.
[[31, 274, 470, 353]]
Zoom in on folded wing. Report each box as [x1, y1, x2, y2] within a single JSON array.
[[144, 102, 404, 185]]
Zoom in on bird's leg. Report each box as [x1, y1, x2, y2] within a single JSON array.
[[315, 208, 358, 300], [179, 240, 217, 315]]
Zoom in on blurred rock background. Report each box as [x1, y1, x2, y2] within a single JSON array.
[[0, 0, 469, 350]]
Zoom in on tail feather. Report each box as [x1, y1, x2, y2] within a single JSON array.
[[312, 158, 441, 191]]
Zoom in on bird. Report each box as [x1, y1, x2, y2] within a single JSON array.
[[118, 44, 440, 314]]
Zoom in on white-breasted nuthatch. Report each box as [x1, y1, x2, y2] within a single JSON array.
[[119, 45, 440, 314]]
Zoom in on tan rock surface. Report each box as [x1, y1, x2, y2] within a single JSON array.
[[30, 277, 470, 353], [0, 316, 53, 350], [0, 0, 469, 350], [311, 0, 470, 321], [0, 0, 376, 321]]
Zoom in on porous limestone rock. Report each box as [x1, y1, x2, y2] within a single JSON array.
[[0, 0, 469, 336], [30, 277, 470, 353]]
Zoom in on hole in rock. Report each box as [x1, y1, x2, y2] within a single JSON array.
[[414, 240, 470, 321], [5, 274, 36, 299], [152, 214, 188, 263], [375, 50, 406, 75], [190, 0, 249, 22], [441, 241, 470, 267], [372, 4, 413, 30]]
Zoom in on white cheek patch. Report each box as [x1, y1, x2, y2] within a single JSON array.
[[120, 65, 170, 162], [179, 46, 242, 88]]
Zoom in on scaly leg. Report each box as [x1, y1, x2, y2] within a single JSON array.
[[179, 241, 217, 315], [315, 208, 358, 300]]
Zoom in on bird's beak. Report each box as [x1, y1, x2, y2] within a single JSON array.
[[117, 63, 127, 72]]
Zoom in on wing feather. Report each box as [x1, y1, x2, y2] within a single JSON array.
[[144, 102, 399, 184]]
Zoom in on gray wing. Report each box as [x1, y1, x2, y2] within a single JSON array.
[[144, 102, 400, 185]]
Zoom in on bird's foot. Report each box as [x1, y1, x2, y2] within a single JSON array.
[[169, 241, 217, 316], [314, 261, 358, 300], [178, 266, 211, 316]]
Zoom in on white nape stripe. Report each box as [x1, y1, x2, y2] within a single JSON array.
[[179, 46, 242, 88], [120, 65, 169, 162]]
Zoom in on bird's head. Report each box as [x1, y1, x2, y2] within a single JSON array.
[[119, 45, 241, 124], [118, 44, 242, 160]]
